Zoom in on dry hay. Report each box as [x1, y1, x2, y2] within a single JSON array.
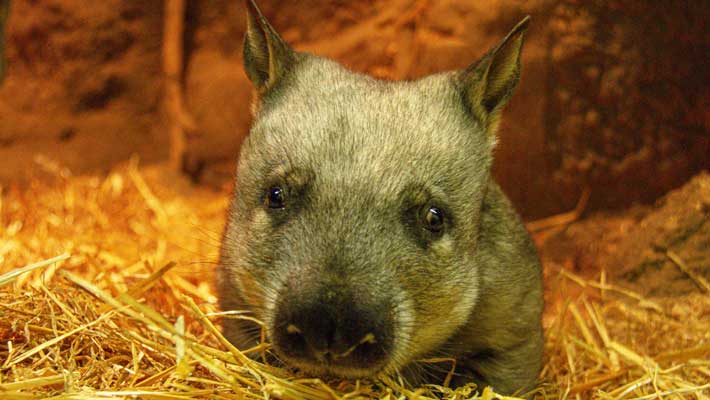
[[1, 161, 709, 399]]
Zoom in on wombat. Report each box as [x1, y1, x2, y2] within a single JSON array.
[[218, 0, 543, 395]]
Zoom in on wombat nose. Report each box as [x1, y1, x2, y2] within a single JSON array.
[[273, 290, 393, 370]]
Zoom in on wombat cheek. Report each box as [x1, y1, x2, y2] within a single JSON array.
[[249, 209, 270, 229], [234, 269, 267, 309], [429, 235, 455, 258]]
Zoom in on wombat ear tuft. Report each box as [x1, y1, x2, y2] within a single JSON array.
[[459, 16, 530, 137], [243, 0, 295, 95]]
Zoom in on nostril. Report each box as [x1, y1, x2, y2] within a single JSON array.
[[336, 332, 377, 359], [277, 322, 310, 358], [360, 332, 377, 345]]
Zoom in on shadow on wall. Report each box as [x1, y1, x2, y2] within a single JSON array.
[[0, 0, 8, 82], [488, 1, 710, 215], [183, 0, 710, 218]]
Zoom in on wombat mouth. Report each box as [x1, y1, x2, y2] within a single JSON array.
[[278, 354, 389, 379], [270, 327, 393, 379]]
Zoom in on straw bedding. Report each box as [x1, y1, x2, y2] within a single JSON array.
[[1, 161, 709, 399]]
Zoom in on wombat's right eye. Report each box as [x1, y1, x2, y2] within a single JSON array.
[[266, 187, 285, 209], [422, 206, 445, 233]]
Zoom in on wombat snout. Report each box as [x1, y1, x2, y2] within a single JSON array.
[[272, 283, 395, 370]]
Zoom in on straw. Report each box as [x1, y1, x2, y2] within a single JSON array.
[[1, 165, 709, 399]]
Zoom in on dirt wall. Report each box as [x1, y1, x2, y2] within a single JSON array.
[[1, 0, 708, 218], [0, 0, 165, 180]]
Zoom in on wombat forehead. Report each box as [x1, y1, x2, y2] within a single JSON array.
[[256, 64, 487, 157], [246, 56, 492, 191], [253, 108, 481, 189], [271, 57, 474, 131]]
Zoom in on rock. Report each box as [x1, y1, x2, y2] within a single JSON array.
[[540, 172, 710, 297]]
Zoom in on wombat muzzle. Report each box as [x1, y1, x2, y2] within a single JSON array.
[[272, 281, 395, 371]]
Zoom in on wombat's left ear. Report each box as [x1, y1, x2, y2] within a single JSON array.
[[459, 16, 530, 137], [243, 0, 295, 95]]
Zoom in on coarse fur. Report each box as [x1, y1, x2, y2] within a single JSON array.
[[218, 1, 543, 396]]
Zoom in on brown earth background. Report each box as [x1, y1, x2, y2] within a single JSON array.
[[0, 0, 708, 219], [1, 2, 710, 396]]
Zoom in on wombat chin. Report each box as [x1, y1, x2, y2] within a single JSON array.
[[273, 345, 422, 381], [276, 356, 387, 379]]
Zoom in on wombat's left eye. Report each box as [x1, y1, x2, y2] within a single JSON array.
[[266, 187, 285, 209], [423, 206, 444, 232]]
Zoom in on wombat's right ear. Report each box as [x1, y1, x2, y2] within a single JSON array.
[[243, 0, 295, 94]]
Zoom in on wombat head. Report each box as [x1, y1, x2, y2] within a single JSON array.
[[219, 0, 529, 378]]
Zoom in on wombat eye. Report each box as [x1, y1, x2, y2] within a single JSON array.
[[266, 187, 285, 209], [423, 206, 444, 232]]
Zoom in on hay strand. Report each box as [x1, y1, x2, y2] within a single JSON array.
[[2, 167, 709, 399]]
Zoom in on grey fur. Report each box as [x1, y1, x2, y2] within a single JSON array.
[[218, 1, 542, 396]]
